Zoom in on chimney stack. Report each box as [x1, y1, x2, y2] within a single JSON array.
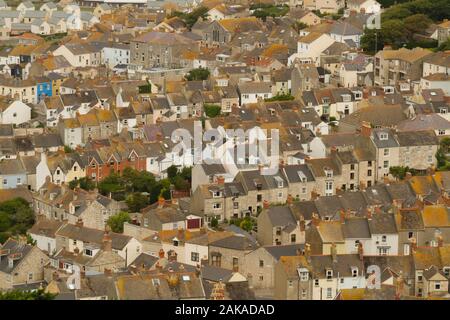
[[311, 212, 320, 227], [405, 172, 412, 181], [410, 237, 417, 254], [357, 242, 364, 261], [437, 235, 444, 248], [299, 215, 305, 232], [305, 243, 311, 263], [102, 226, 112, 252], [339, 209, 345, 224], [75, 218, 83, 228], [216, 175, 225, 185], [331, 243, 338, 263], [367, 207, 372, 220], [158, 196, 165, 208], [360, 121, 372, 137], [287, 194, 293, 205]]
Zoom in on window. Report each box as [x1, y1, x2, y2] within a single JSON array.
[[259, 260, 264, 268], [350, 164, 355, 170], [384, 148, 389, 156], [350, 172, 355, 180], [326, 288, 332, 298], [233, 202, 239, 209], [443, 267, 450, 277], [259, 275, 264, 281], [408, 232, 413, 239], [300, 271, 309, 281], [368, 169, 372, 177], [340, 278, 344, 284], [326, 269, 333, 279], [352, 268, 358, 277], [314, 279, 319, 286], [213, 203, 221, 209], [278, 192, 283, 198], [232, 257, 239, 271], [73, 240, 77, 245], [291, 234, 296, 243], [368, 161, 372, 167], [383, 160, 389, 168], [301, 289, 307, 298], [84, 249, 93, 256], [191, 252, 199, 262], [28, 273, 33, 281], [288, 280, 294, 288], [428, 155, 433, 163], [325, 181, 333, 191], [418, 275, 423, 282], [381, 235, 387, 242], [435, 282, 441, 290]]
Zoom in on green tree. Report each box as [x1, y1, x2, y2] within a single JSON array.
[[240, 217, 255, 232], [107, 212, 131, 233], [404, 14, 432, 35], [292, 21, 308, 34], [265, 93, 295, 102], [0, 289, 56, 300], [437, 38, 450, 51], [361, 29, 384, 53], [125, 193, 149, 212], [185, 67, 210, 81], [64, 145, 74, 153], [204, 104, 221, 118], [210, 217, 219, 228], [0, 198, 35, 243], [167, 165, 179, 180], [171, 6, 209, 29]]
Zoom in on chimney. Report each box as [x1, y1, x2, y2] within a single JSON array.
[[158, 196, 165, 208], [104, 268, 112, 276], [216, 175, 225, 185], [437, 235, 444, 248], [357, 242, 364, 261], [102, 226, 112, 252], [75, 218, 83, 228], [311, 212, 320, 227], [339, 209, 345, 224], [52, 271, 59, 281], [410, 237, 417, 254], [310, 190, 319, 200], [299, 215, 305, 232], [331, 243, 338, 263], [360, 121, 371, 137], [395, 272, 404, 300], [287, 194, 293, 205], [305, 243, 311, 263], [263, 200, 270, 209]]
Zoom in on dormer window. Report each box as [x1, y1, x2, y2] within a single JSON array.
[[325, 169, 333, 178], [212, 191, 221, 198], [351, 267, 358, 277], [326, 269, 333, 279], [298, 268, 309, 281], [298, 171, 307, 182], [379, 132, 388, 140], [341, 94, 351, 102], [275, 176, 284, 188]]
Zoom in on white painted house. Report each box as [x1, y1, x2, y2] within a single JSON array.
[[0, 99, 31, 125], [289, 32, 335, 67]]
